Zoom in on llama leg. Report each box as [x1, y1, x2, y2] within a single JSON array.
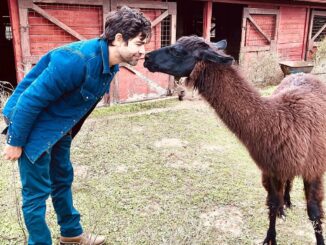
[[284, 178, 294, 209], [304, 178, 325, 245], [262, 174, 285, 245]]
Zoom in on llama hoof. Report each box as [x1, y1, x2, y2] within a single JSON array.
[[263, 237, 277, 245], [284, 201, 293, 209], [277, 209, 286, 220], [281, 215, 286, 221]]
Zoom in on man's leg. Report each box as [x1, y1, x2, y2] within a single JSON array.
[[18, 151, 52, 245], [49, 134, 83, 238]]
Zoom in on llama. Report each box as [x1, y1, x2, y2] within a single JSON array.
[[144, 36, 326, 245]]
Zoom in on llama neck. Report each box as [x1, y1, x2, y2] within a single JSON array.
[[196, 64, 272, 143]]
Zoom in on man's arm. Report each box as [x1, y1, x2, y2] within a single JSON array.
[[3, 48, 86, 160]]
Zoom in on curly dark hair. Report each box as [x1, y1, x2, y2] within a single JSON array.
[[101, 6, 152, 45]]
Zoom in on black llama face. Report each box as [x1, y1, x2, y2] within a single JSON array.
[[144, 36, 234, 78]]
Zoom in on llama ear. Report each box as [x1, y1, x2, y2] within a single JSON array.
[[200, 49, 234, 64], [211, 39, 227, 50]]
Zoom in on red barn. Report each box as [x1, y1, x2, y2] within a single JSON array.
[[177, 0, 326, 64], [2, 0, 177, 103], [1, 0, 325, 103]]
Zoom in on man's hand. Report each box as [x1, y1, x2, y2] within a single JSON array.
[[2, 144, 22, 161]]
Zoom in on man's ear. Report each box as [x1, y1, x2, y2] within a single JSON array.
[[112, 33, 124, 46]]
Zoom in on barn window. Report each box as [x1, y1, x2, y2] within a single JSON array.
[[310, 10, 326, 42], [312, 14, 326, 42], [2, 16, 12, 40], [161, 13, 171, 47], [5, 24, 12, 40]]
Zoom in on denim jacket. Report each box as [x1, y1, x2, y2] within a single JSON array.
[[2, 38, 119, 163]]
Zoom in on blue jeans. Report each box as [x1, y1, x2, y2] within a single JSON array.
[[18, 134, 83, 245]]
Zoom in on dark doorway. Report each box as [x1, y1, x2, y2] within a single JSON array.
[[176, 0, 204, 38], [0, 0, 17, 90], [211, 3, 244, 61], [177, 1, 244, 61]]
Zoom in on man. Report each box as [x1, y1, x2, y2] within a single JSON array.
[[2, 6, 151, 245]]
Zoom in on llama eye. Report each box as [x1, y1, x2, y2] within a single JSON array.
[[169, 47, 185, 57]]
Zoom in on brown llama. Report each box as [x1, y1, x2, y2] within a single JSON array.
[[144, 35, 326, 245]]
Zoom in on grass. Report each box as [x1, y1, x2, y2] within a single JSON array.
[[0, 87, 321, 245], [92, 97, 179, 118]]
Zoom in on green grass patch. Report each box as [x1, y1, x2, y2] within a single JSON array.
[[0, 95, 319, 244], [91, 97, 179, 117]]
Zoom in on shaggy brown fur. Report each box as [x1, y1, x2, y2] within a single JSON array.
[[144, 35, 326, 244], [188, 61, 326, 244]]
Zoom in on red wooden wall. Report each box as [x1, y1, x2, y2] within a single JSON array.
[[246, 4, 309, 61], [28, 4, 102, 56], [116, 8, 170, 103], [277, 7, 307, 60], [14, 0, 173, 103], [245, 14, 276, 47]]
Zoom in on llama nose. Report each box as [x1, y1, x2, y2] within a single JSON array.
[[145, 54, 150, 61]]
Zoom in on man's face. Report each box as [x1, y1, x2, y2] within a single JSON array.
[[118, 34, 148, 66]]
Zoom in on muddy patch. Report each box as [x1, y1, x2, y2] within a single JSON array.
[[200, 206, 244, 237]]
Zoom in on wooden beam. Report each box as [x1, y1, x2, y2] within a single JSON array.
[[8, 0, 24, 81], [110, 0, 117, 10], [18, 0, 32, 74], [169, 2, 177, 44], [23, 55, 41, 64], [103, 0, 110, 31], [311, 22, 326, 42], [116, 1, 169, 9], [272, 9, 280, 52], [241, 46, 271, 52], [151, 10, 169, 28], [302, 7, 310, 60], [33, 0, 103, 5], [293, 0, 326, 3], [31, 3, 86, 40], [247, 15, 271, 43], [240, 8, 248, 50], [312, 10, 326, 16], [121, 63, 166, 95], [195, 0, 326, 8], [203, 1, 212, 41], [247, 8, 279, 15], [308, 10, 315, 50]]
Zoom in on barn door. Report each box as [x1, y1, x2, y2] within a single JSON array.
[[18, 0, 106, 74], [240, 8, 280, 61], [109, 1, 177, 103]]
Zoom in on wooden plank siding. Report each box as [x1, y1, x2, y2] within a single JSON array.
[[28, 3, 102, 56], [9, 0, 178, 103], [277, 6, 307, 60], [7, 0, 24, 81], [243, 5, 309, 61], [245, 14, 276, 46], [115, 8, 169, 102]]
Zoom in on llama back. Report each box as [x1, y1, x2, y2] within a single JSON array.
[[274, 73, 326, 96], [268, 73, 326, 181]]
